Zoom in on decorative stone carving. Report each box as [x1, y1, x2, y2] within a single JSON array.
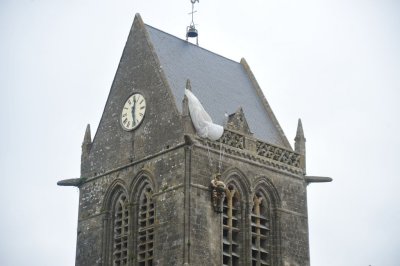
[[210, 173, 226, 213], [221, 130, 244, 149], [196, 130, 303, 173], [256, 141, 301, 167], [226, 107, 253, 135]]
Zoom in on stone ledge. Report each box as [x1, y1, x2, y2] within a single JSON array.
[[276, 208, 308, 218]]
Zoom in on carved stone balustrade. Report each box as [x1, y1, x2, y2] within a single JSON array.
[[195, 129, 303, 175]]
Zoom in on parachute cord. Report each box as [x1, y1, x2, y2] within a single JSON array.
[[205, 141, 214, 169], [218, 137, 225, 174]]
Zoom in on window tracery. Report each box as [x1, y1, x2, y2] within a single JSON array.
[[112, 193, 129, 266], [222, 184, 241, 266], [251, 192, 270, 266], [137, 183, 155, 266]]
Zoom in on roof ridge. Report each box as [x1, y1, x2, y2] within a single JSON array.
[[144, 24, 240, 65], [240, 58, 292, 149]]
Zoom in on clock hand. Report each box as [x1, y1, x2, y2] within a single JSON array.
[[131, 96, 136, 126]]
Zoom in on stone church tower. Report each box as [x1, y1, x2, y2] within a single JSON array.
[[59, 14, 330, 266]]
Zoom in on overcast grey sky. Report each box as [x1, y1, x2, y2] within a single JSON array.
[[1, 0, 399, 265]]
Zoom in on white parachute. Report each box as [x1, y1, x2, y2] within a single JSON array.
[[185, 89, 224, 141]]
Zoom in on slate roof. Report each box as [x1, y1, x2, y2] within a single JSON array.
[[145, 25, 288, 147]]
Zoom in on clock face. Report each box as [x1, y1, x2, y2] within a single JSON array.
[[120, 93, 146, 131]]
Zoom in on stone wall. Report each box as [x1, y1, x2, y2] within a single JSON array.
[[186, 140, 310, 266]]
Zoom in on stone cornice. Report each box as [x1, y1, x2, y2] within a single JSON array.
[[275, 208, 308, 218], [61, 129, 303, 188], [75, 142, 187, 186]]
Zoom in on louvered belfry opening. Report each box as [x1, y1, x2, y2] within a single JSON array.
[[137, 184, 155, 266], [222, 184, 241, 266], [251, 193, 270, 266], [113, 193, 129, 266]]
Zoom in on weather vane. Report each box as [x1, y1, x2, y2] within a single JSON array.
[[186, 0, 199, 45]]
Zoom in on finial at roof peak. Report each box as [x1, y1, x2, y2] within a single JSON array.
[[186, 0, 199, 45], [295, 118, 305, 141], [186, 79, 192, 91], [83, 124, 92, 145]]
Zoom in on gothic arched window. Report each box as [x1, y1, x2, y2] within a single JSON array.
[[251, 192, 271, 266], [222, 183, 241, 266], [112, 193, 129, 266], [137, 183, 155, 266]]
